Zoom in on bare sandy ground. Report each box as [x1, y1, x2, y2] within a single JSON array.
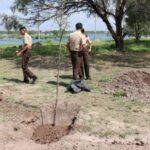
[[0, 53, 150, 150], [0, 123, 150, 150]]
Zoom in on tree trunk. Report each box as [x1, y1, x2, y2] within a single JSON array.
[[135, 33, 141, 40], [115, 37, 124, 51], [87, 0, 125, 51], [115, 15, 124, 51], [115, 31, 124, 51], [104, 18, 124, 51]]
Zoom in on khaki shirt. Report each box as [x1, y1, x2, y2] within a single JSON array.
[[23, 33, 32, 49], [83, 35, 92, 47], [68, 30, 86, 51]]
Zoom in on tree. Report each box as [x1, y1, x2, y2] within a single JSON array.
[[52, 5, 68, 126], [64, 0, 129, 51], [52, 30, 59, 40], [142, 23, 150, 37], [12, 0, 149, 51], [1, 15, 22, 34], [125, 0, 150, 40]]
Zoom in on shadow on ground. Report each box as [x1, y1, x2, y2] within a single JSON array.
[[3, 78, 23, 83], [15, 56, 72, 70], [47, 81, 69, 88], [59, 75, 72, 80], [12, 53, 150, 71], [92, 52, 150, 69]]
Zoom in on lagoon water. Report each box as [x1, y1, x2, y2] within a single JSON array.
[[88, 33, 112, 41], [0, 39, 40, 45], [0, 34, 113, 45]]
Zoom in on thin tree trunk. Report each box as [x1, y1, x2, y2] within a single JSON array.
[[52, 24, 67, 126], [52, 35, 61, 127]]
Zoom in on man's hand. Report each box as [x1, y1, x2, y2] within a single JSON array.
[[16, 44, 29, 57], [16, 51, 22, 57], [16, 50, 19, 56]]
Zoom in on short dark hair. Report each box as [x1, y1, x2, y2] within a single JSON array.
[[20, 26, 27, 31], [81, 28, 85, 34], [76, 23, 83, 30]]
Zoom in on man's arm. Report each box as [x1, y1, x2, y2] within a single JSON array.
[[88, 42, 93, 52], [81, 36, 87, 50], [67, 42, 71, 52], [16, 44, 29, 57], [67, 36, 71, 52], [82, 44, 87, 49], [87, 38, 93, 52]]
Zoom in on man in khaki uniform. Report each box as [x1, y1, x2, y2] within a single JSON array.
[[16, 27, 37, 84], [81, 28, 92, 80], [67, 23, 86, 80]]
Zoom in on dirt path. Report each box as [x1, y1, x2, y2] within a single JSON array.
[[0, 53, 150, 150]]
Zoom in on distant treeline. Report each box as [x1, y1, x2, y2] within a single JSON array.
[[0, 30, 109, 34], [0, 30, 110, 40]]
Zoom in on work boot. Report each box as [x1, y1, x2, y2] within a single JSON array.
[[23, 79, 29, 84], [79, 76, 84, 80], [31, 76, 37, 84]]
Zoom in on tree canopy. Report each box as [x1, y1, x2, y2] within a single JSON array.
[[125, 0, 150, 40], [0, 15, 22, 33], [11, 0, 150, 50]]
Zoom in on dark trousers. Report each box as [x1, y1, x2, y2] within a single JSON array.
[[21, 51, 35, 81], [81, 50, 90, 78], [70, 51, 82, 80]]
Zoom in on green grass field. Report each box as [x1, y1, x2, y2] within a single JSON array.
[[0, 39, 150, 59], [93, 39, 150, 53]]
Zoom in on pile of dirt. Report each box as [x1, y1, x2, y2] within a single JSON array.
[[103, 70, 150, 100], [32, 125, 70, 144]]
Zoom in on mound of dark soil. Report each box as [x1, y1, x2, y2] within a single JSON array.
[[103, 71, 150, 100], [32, 102, 80, 144], [32, 125, 70, 144]]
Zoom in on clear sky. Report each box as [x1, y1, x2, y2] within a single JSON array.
[[0, 0, 110, 31]]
